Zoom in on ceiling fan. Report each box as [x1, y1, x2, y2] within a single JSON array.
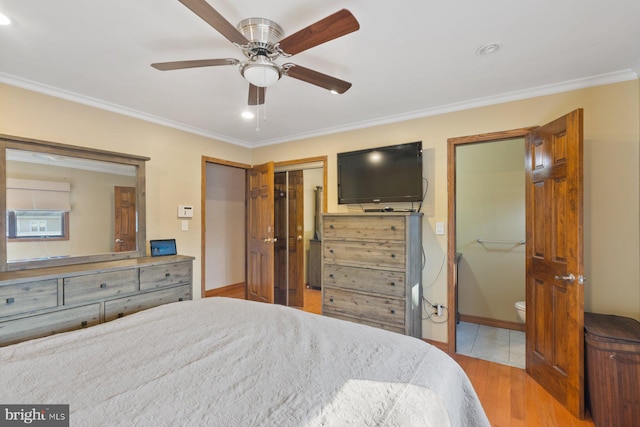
[[151, 0, 360, 106]]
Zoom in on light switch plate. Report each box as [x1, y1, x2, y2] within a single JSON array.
[[435, 222, 445, 235]]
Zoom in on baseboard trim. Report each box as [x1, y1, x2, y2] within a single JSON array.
[[423, 338, 448, 352], [204, 282, 245, 298], [459, 314, 525, 332]]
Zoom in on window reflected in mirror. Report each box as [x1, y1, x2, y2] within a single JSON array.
[[5, 149, 137, 263]]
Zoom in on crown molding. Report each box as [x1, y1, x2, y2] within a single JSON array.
[[2, 69, 637, 149]]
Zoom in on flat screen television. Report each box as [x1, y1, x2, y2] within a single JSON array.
[[337, 141, 423, 205]]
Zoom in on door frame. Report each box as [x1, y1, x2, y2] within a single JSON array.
[[446, 127, 537, 355], [200, 156, 252, 299], [201, 155, 327, 300]]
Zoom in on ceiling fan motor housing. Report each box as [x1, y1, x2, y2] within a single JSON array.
[[237, 18, 285, 87], [237, 18, 284, 56]]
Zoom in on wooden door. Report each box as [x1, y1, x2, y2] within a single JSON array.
[[246, 162, 275, 303], [273, 172, 287, 305], [287, 170, 305, 307], [525, 109, 584, 418], [114, 186, 136, 252]]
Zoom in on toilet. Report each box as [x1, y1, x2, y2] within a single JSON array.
[[515, 301, 526, 323]]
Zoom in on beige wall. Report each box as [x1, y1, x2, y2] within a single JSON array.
[[254, 79, 640, 342], [2, 79, 639, 343], [204, 163, 245, 290], [1, 83, 252, 299], [456, 138, 526, 323]]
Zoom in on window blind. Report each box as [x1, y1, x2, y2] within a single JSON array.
[[6, 178, 71, 211]]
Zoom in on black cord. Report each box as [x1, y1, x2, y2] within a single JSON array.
[[417, 177, 429, 213]]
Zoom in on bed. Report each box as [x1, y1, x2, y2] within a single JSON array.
[[1, 297, 490, 426]]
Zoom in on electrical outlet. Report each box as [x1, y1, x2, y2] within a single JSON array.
[[437, 304, 443, 317]]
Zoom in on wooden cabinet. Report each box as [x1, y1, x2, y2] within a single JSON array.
[[0, 255, 193, 346], [321, 213, 422, 337]]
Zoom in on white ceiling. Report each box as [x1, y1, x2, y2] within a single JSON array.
[[1, 0, 639, 148]]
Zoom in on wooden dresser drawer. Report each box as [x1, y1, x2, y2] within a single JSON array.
[[323, 264, 405, 297], [0, 279, 58, 318], [104, 284, 191, 321], [0, 303, 100, 347], [323, 287, 405, 327], [64, 270, 137, 304], [324, 241, 405, 269], [139, 262, 192, 290], [323, 215, 406, 241]]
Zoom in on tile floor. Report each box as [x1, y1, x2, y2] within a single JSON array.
[[456, 321, 525, 369]]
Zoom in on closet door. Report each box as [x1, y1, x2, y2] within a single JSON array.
[[246, 162, 275, 303]]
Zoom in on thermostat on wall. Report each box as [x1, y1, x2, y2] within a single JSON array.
[[178, 205, 193, 218]]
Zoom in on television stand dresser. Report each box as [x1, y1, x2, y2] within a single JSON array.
[[321, 213, 422, 338], [0, 255, 193, 346]]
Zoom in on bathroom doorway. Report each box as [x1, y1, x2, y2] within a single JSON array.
[[447, 126, 537, 368], [454, 137, 526, 368]]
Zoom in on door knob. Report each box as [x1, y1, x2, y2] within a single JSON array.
[[297, 235, 302, 241], [115, 239, 124, 243], [554, 273, 575, 283]]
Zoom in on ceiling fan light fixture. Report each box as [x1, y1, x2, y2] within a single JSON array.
[[240, 56, 281, 87]]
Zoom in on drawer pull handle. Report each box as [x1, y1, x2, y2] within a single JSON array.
[[329, 298, 334, 303], [178, 298, 184, 302], [329, 274, 334, 279], [81, 321, 88, 327], [390, 309, 396, 314], [165, 273, 171, 277], [391, 226, 396, 231], [391, 254, 396, 258], [390, 282, 396, 287], [100, 283, 107, 289], [6, 297, 15, 304], [118, 313, 124, 318], [329, 249, 334, 253], [330, 224, 334, 229]]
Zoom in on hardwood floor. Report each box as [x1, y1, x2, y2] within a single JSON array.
[[454, 354, 595, 427], [211, 284, 322, 313], [207, 285, 595, 426]]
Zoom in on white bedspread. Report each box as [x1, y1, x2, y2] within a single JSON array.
[[1, 298, 490, 426]]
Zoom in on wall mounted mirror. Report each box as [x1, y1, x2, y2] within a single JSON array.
[[1, 135, 149, 272]]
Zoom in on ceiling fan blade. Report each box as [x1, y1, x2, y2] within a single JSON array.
[[278, 9, 360, 56], [284, 64, 352, 94], [179, 0, 249, 45], [151, 58, 239, 71], [248, 84, 266, 105]]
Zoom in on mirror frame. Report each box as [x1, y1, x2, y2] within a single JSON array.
[[1, 134, 149, 272]]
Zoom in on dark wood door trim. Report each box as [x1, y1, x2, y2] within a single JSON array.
[[446, 127, 538, 355]]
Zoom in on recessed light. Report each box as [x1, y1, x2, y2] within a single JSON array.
[[0, 13, 11, 26], [241, 111, 254, 120], [476, 43, 501, 56]]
